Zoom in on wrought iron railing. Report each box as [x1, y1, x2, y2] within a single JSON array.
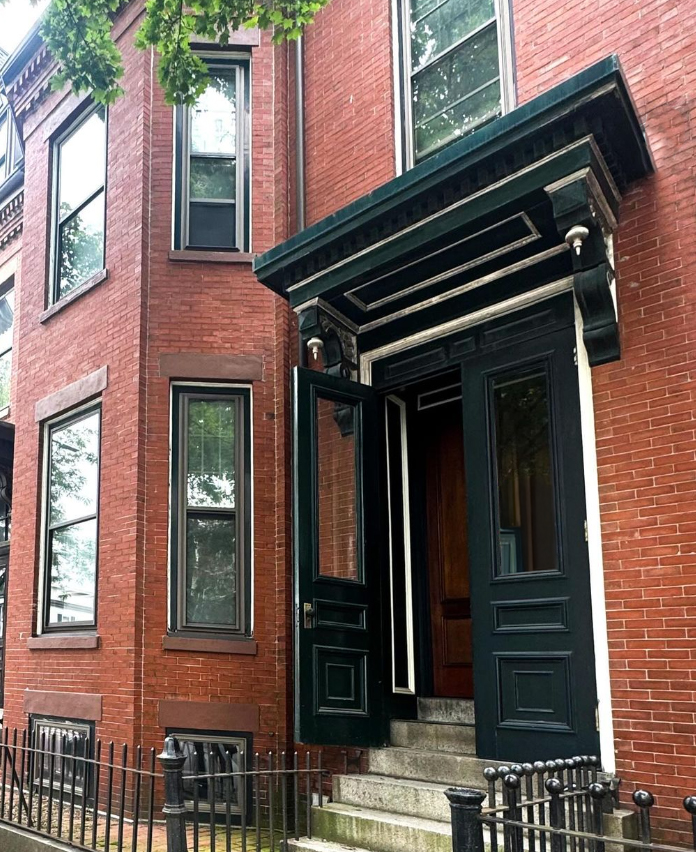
[[0, 728, 327, 852], [447, 756, 696, 852]]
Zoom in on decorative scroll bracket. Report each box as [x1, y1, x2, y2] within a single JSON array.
[[546, 168, 621, 366]]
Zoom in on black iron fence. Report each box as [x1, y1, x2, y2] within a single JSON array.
[[0, 728, 326, 852], [447, 756, 696, 852]]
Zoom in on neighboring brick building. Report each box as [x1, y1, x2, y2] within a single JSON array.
[[0, 0, 694, 845]]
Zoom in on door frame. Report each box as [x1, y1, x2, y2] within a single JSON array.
[[360, 288, 615, 769]]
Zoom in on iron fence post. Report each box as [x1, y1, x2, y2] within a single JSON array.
[[159, 736, 189, 852], [445, 787, 486, 852]]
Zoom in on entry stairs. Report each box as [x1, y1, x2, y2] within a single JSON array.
[[287, 698, 485, 852]]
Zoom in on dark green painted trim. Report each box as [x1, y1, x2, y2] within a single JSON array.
[[254, 55, 652, 294]]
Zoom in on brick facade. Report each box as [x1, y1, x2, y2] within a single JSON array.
[[0, 0, 694, 839]]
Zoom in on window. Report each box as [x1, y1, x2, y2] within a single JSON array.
[[174, 57, 250, 252], [0, 281, 14, 410], [170, 386, 252, 635], [42, 406, 101, 630], [0, 113, 7, 184], [0, 97, 23, 187], [171, 732, 249, 817], [30, 717, 92, 795], [492, 369, 557, 575], [51, 106, 107, 303], [399, 0, 514, 164]]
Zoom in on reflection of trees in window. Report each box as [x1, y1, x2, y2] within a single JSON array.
[[53, 107, 106, 301], [174, 391, 248, 633], [408, 0, 502, 160], [494, 372, 557, 574], [45, 409, 100, 627]]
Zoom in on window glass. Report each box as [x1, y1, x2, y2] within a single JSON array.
[[407, 0, 503, 161], [45, 409, 100, 628], [191, 70, 237, 155], [0, 287, 14, 410], [410, 0, 495, 71], [54, 107, 106, 301], [187, 398, 236, 508], [175, 734, 245, 815], [493, 371, 557, 575], [0, 115, 7, 181], [316, 396, 360, 582], [173, 389, 249, 634], [57, 110, 106, 217]]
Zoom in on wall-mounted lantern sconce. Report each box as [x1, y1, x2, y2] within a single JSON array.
[[307, 336, 325, 362], [565, 225, 590, 256]]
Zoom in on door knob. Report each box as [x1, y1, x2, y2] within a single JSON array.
[[303, 602, 315, 629]]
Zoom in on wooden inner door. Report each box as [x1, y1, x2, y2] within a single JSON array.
[[422, 398, 473, 698]]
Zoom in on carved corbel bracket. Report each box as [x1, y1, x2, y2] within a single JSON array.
[[298, 304, 358, 379], [546, 170, 620, 366]]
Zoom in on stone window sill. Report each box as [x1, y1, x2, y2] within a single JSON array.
[[28, 634, 100, 650], [40, 269, 109, 324], [168, 250, 255, 265], [162, 635, 257, 655]]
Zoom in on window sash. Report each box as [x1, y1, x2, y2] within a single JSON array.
[[177, 59, 248, 251], [31, 718, 91, 796], [51, 106, 107, 304], [401, 0, 513, 166], [42, 406, 101, 631], [174, 390, 248, 634]]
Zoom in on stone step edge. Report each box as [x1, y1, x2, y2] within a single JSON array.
[[313, 802, 452, 835]]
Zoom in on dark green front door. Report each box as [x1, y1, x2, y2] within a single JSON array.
[[293, 367, 384, 746], [463, 327, 599, 760]]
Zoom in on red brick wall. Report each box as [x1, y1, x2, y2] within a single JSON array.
[[2, 4, 294, 762], [297, 0, 696, 835]]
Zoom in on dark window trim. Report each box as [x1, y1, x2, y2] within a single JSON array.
[[0, 276, 14, 361], [41, 402, 102, 633], [166, 728, 252, 823], [173, 54, 251, 253], [170, 384, 252, 637], [49, 103, 108, 308]]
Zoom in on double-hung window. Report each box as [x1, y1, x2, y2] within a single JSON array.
[[42, 406, 101, 630], [174, 57, 250, 252], [170, 386, 252, 635], [51, 105, 107, 303], [0, 281, 14, 410], [399, 0, 514, 164]]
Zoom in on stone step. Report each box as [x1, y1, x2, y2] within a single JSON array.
[[368, 746, 487, 787], [333, 772, 452, 822], [418, 697, 475, 724], [311, 802, 452, 852], [285, 840, 369, 852], [390, 718, 476, 753]]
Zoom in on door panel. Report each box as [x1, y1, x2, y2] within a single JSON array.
[[422, 401, 473, 698], [463, 329, 599, 760], [294, 367, 384, 746]]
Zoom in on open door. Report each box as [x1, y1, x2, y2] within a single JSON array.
[[463, 329, 600, 760], [293, 367, 385, 746]]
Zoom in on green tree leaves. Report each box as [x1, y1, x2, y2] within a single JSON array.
[[12, 0, 331, 106]]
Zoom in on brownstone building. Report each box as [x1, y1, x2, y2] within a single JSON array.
[[0, 0, 694, 845]]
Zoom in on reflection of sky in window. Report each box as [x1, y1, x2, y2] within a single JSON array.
[[49, 416, 99, 525], [191, 76, 236, 155], [59, 111, 106, 216]]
